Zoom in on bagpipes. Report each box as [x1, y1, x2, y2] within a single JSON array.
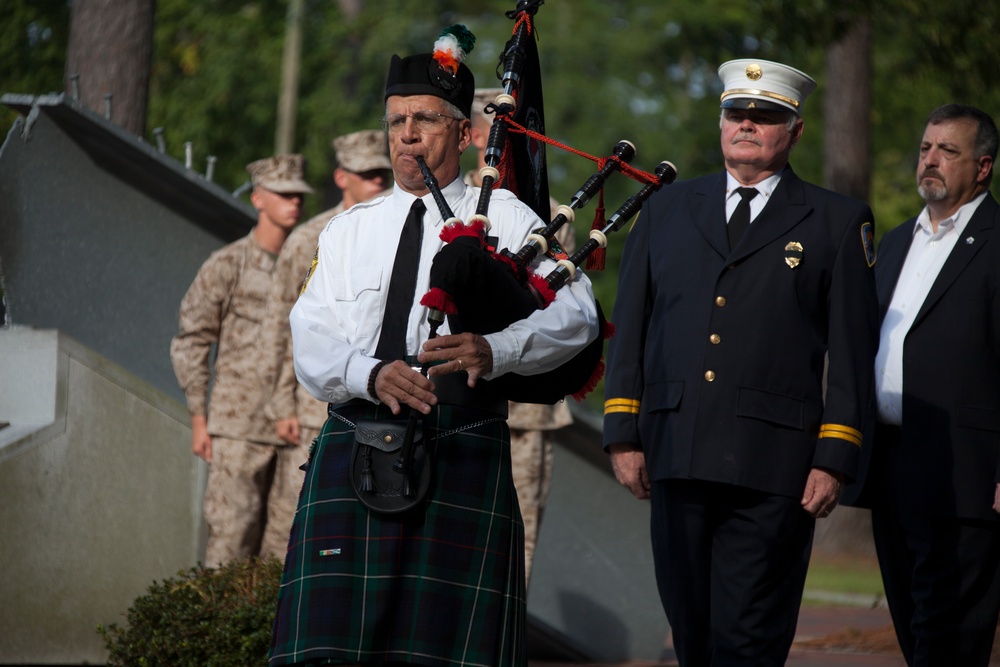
[[354, 152, 676, 512], [356, 5, 678, 510], [418, 150, 675, 405], [414, 1, 678, 406]]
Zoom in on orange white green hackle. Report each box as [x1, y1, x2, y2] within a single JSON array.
[[432, 24, 476, 75]]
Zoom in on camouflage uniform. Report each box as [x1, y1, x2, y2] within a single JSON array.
[[262, 204, 345, 453], [263, 130, 392, 458], [171, 155, 313, 567], [465, 165, 575, 586]]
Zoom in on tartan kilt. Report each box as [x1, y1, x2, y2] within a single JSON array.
[[269, 401, 527, 667]]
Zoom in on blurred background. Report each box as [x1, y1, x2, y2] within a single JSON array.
[[5, 0, 1000, 371]]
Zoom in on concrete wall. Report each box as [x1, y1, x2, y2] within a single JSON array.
[[529, 418, 669, 661], [0, 95, 254, 404], [0, 329, 205, 664]]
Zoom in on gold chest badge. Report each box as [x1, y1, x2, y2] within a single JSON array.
[[784, 241, 803, 269]]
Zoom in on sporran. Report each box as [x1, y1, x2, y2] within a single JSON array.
[[350, 419, 432, 514]]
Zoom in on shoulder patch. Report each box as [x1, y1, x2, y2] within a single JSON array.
[[860, 222, 876, 267], [534, 226, 569, 261], [299, 246, 319, 296]]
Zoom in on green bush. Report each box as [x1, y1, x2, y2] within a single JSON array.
[[99, 557, 283, 667]]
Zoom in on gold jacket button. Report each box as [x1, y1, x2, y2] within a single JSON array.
[[704, 370, 716, 382], [710, 334, 721, 345], [715, 296, 727, 307]]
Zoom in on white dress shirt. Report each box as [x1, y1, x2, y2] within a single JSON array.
[[725, 171, 782, 224], [289, 177, 600, 405], [875, 192, 988, 424]]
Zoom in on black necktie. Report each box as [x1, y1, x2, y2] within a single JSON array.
[[728, 187, 758, 250], [374, 198, 425, 360]]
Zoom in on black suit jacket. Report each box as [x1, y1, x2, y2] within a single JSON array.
[[604, 167, 879, 498], [843, 193, 1000, 519]]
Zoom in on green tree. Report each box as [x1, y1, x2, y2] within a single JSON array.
[[0, 0, 71, 134], [5, 0, 1000, 373], [147, 0, 289, 190], [755, 0, 1000, 239]]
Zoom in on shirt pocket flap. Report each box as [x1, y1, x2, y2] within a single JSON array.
[[332, 265, 383, 302]]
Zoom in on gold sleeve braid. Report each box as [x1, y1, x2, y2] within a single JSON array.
[[605, 398, 641, 415], [818, 423, 862, 446]]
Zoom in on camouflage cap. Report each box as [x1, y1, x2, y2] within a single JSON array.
[[472, 88, 504, 125], [333, 130, 392, 173], [246, 154, 314, 194]]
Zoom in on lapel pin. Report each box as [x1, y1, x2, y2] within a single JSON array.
[[966, 236, 975, 244], [784, 241, 804, 269]]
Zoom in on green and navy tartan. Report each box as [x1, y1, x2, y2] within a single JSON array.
[[269, 401, 527, 667]]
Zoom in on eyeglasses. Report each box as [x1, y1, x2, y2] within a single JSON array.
[[380, 110, 459, 135]]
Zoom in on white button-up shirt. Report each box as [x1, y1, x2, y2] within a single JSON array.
[[875, 192, 988, 424], [725, 171, 782, 224], [290, 177, 600, 405]]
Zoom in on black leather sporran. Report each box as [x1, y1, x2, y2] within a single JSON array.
[[350, 419, 432, 514]]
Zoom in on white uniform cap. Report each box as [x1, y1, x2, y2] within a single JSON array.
[[718, 59, 817, 116]]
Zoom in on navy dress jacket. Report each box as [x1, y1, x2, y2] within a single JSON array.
[[604, 167, 879, 499]]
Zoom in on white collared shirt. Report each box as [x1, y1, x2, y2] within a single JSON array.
[[875, 192, 988, 424], [725, 171, 782, 224], [289, 177, 599, 405]]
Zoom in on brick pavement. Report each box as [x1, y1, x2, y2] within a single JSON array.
[[530, 602, 906, 667]]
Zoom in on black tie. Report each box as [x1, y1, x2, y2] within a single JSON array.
[[728, 187, 758, 250], [375, 198, 425, 360]]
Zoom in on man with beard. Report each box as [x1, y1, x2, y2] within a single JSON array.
[[844, 103, 1000, 665]]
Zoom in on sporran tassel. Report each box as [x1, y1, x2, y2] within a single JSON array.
[[360, 448, 375, 493]]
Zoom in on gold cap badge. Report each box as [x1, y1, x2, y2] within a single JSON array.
[[719, 58, 816, 116]]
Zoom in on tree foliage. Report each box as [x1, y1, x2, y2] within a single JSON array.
[[3, 0, 999, 353], [755, 0, 1000, 239], [0, 0, 70, 133]]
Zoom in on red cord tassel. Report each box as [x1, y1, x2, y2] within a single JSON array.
[[585, 189, 607, 270]]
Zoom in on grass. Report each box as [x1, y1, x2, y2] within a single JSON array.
[[803, 552, 886, 605]]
